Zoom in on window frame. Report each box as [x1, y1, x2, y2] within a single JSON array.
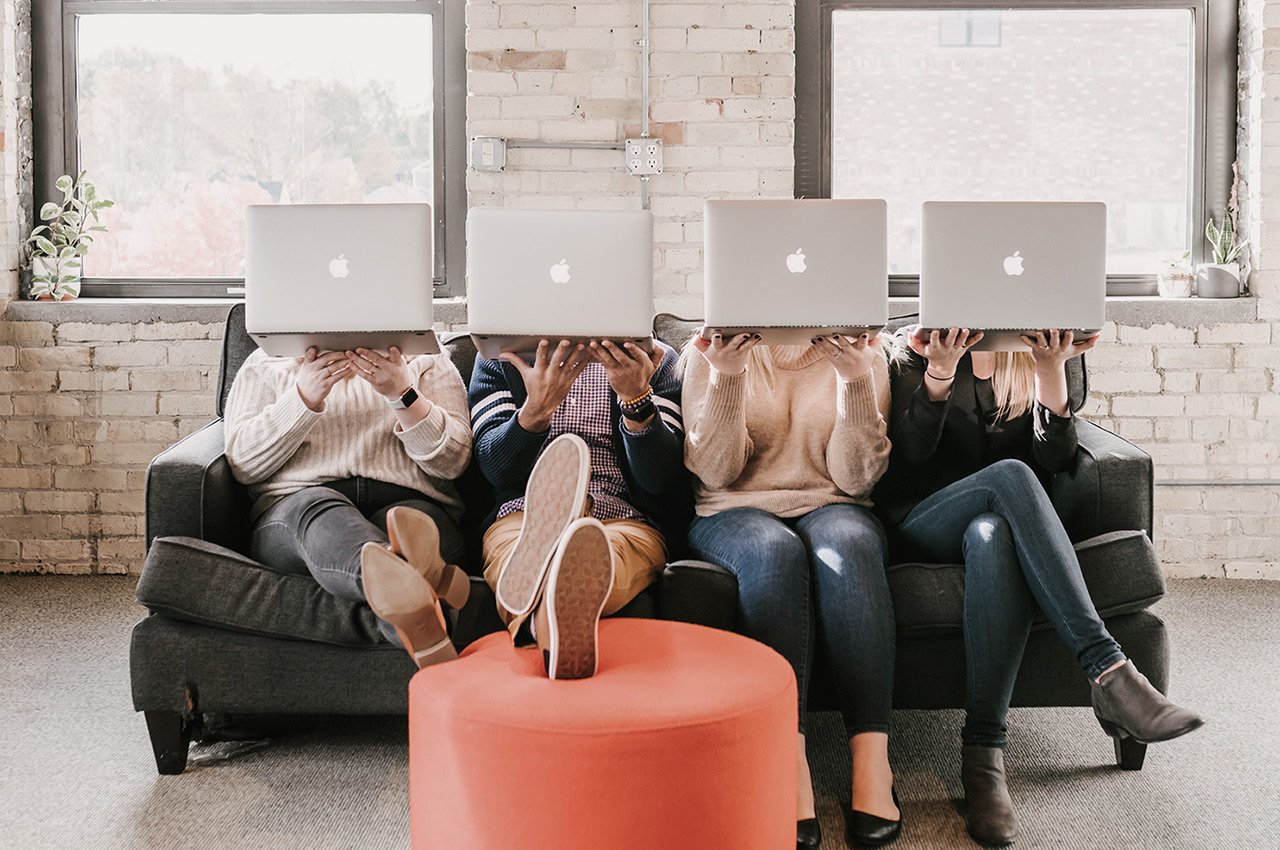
[[32, 0, 466, 299], [795, 0, 1239, 298]]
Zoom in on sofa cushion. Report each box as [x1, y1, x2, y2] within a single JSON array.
[[137, 537, 386, 647], [887, 530, 1165, 638]]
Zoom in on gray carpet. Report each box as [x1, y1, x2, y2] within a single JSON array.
[[0, 577, 1276, 849]]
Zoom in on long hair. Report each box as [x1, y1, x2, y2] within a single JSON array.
[[990, 351, 1036, 421]]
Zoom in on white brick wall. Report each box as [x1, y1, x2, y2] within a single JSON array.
[[1, 0, 1279, 577]]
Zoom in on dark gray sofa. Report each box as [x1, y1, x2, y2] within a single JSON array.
[[132, 305, 1167, 775]]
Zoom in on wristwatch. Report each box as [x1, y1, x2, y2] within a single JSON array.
[[387, 386, 419, 410]]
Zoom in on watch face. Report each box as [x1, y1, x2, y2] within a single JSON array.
[[400, 387, 419, 407]]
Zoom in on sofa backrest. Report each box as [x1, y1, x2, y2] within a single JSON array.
[[217, 304, 1088, 415]]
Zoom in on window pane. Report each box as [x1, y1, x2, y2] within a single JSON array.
[[76, 13, 434, 279], [831, 10, 1193, 275]]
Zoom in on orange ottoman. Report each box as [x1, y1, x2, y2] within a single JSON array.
[[408, 618, 796, 850]]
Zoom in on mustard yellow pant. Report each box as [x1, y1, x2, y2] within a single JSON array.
[[482, 512, 668, 632]]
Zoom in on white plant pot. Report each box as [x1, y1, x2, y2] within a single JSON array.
[[1156, 270, 1194, 298], [30, 256, 81, 300], [1195, 263, 1241, 299]]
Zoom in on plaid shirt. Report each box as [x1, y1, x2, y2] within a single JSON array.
[[497, 362, 643, 522]]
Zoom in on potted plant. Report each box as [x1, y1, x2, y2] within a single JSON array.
[[25, 171, 112, 301], [1197, 213, 1245, 298], [1157, 250, 1194, 298]]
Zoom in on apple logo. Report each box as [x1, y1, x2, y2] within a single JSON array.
[[1003, 251, 1025, 277], [549, 258, 571, 284], [329, 254, 350, 279], [786, 248, 807, 274]]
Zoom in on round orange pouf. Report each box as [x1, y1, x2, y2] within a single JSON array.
[[408, 618, 797, 850]]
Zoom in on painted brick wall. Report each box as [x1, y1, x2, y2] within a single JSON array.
[[0, 0, 1279, 577]]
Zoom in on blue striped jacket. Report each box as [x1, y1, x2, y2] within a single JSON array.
[[467, 341, 692, 549]]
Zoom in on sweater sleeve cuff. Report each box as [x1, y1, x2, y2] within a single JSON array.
[[273, 384, 324, 439], [837, 372, 881, 425], [703, 369, 747, 422], [395, 400, 447, 456]]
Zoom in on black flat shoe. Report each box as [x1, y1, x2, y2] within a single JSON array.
[[845, 786, 901, 847], [797, 817, 822, 848]]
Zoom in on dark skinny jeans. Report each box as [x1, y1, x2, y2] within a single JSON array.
[[893, 459, 1127, 748], [688, 503, 895, 737], [251, 477, 464, 646]]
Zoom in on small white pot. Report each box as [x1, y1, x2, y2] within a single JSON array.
[[30, 255, 81, 300], [1156, 270, 1194, 298], [1195, 263, 1241, 298]]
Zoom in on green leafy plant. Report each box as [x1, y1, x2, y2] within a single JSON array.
[[26, 171, 113, 300], [1205, 213, 1246, 266]]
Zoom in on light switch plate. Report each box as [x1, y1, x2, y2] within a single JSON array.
[[625, 138, 663, 175], [469, 136, 507, 172]]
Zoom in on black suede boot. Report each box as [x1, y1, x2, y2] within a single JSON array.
[[961, 746, 1018, 846], [1091, 661, 1204, 744]]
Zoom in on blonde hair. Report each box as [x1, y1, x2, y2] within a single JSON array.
[[989, 351, 1036, 421]]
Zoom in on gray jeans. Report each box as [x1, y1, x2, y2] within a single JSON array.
[[251, 477, 464, 646]]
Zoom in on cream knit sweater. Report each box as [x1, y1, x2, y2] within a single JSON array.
[[683, 344, 891, 518], [224, 350, 473, 520]]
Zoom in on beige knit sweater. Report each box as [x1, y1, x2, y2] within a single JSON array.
[[683, 344, 891, 518], [224, 350, 473, 520]]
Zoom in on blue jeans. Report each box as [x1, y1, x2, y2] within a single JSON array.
[[251, 477, 464, 646], [688, 504, 895, 737], [893, 459, 1126, 748]]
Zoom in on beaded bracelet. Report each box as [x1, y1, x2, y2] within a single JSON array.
[[619, 386, 654, 413]]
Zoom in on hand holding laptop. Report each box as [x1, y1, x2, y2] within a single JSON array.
[[588, 339, 663, 401], [812, 332, 881, 382], [345, 346, 415, 399], [296, 347, 353, 412], [500, 339, 592, 432], [691, 330, 761, 376], [1019, 330, 1099, 364]]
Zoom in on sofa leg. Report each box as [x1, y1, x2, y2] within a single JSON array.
[[144, 710, 192, 775], [1114, 736, 1147, 771]]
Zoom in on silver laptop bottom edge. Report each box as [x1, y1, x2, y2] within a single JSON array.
[[470, 334, 654, 362], [250, 330, 442, 358]]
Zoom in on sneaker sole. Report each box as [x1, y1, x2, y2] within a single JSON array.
[[544, 519, 614, 681], [361, 543, 457, 669], [386, 506, 470, 611], [496, 434, 591, 618]]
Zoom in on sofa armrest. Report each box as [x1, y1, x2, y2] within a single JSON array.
[[655, 560, 738, 630], [1052, 419, 1154, 543], [145, 419, 251, 553]]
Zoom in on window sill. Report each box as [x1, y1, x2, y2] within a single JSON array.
[[3, 296, 470, 327], [3, 295, 1257, 331]]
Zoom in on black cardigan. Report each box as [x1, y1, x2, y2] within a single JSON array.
[[873, 350, 1078, 527]]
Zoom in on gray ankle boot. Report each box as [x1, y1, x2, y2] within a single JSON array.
[[961, 746, 1019, 847], [1091, 661, 1204, 744]]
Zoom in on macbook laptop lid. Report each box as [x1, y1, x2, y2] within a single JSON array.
[[245, 203, 438, 357], [920, 201, 1106, 351], [703, 199, 888, 345], [466, 209, 654, 359]]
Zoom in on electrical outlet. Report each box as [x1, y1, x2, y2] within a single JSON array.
[[625, 138, 663, 175], [468, 136, 507, 172]]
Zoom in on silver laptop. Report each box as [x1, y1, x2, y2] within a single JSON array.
[[920, 201, 1106, 352], [703, 199, 888, 345], [466, 209, 655, 359], [245, 203, 440, 357]]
